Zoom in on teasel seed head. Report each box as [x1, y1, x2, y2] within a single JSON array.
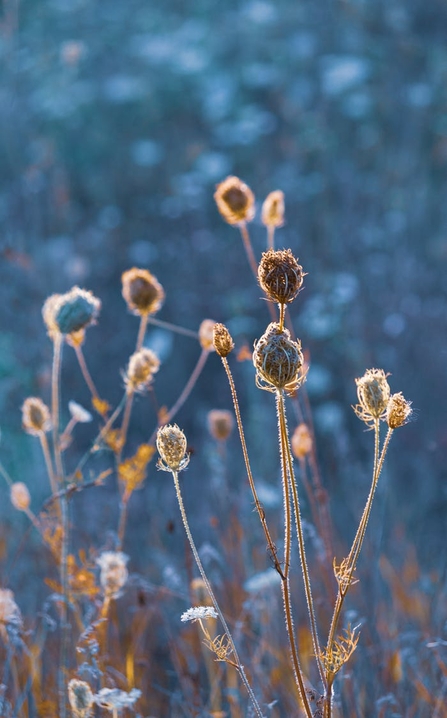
[[261, 190, 285, 228], [258, 248, 304, 305], [121, 267, 165, 317], [199, 319, 217, 351], [208, 409, 234, 441], [10, 482, 31, 512], [96, 551, 129, 598], [212, 322, 234, 357], [22, 397, 52, 436], [125, 348, 160, 393], [253, 322, 305, 394], [156, 424, 190, 472], [353, 368, 390, 426], [43, 288, 101, 337], [291, 423, 313, 460], [386, 392, 412, 429], [214, 175, 255, 225], [68, 679, 94, 718]]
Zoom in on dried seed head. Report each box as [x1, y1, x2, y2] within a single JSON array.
[[258, 248, 304, 305], [122, 267, 165, 316], [253, 322, 305, 394], [291, 423, 313, 460], [156, 424, 190, 472], [214, 176, 255, 225], [68, 679, 94, 718], [212, 322, 234, 357], [199, 319, 217, 351], [96, 551, 129, 598], [354, 368, 390, 426], [386, 392, 412, 429], [68, 400, 93, 424], [10, 482, 31, 512], [22, 397, 52, 436], [208, 409, 234, 441], [261, 190, 285, 228], [42, 293, 62, 338], [125, 348, 160, 393], [43, 288, 101, 336]]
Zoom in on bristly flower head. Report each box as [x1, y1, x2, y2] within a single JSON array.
[[253, 322, 305, 394], [22, 397, 52, 436], [43, 287, 101, 337], [199, 319, 217, 351], [212, 322, 234, 357], [207, 409, 234, 441], [121, 267, 165, 317], [125, 348, 160, 393], [68, 679, 94, 718], [353, 368, 391, 426], [261, 190, 285, 228], [96, 551, 129, 598], [156, 424, 190, 472], [10, 482, 31, 512], [258, 248, 304, 305], [214, 176, 255, 225], [386, 392, 412, 429], [181, 606, 218, 623]]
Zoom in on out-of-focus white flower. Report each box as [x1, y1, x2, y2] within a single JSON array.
[[0, 588, 22, 637], [96, 551, 129, 597], [69, 400, 93, 423], [94, 687, 141, 711], [181, 605, 218, 623]]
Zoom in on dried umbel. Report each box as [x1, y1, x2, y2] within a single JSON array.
[[253, 322, 305, 394], [10, 482, 31, 512], [125, 348, 160, 393], [353, 368, 391, 426], [156, 424, 190, 472], [386, 392, 412, 429], [212, 322, 234, 357], [68, 679, 94, 718], [122, 267, 165, 316], [96, 551, 129, 597], [258, 248, 304, 305], [208, 409, 234, 441], [261, 190, 285, 228], [199, 319, 217, 351], [291, 423, 313, 460], [214, 175, 255, 225], [43, 287, 101, 336], [22, 397, 52, 435]]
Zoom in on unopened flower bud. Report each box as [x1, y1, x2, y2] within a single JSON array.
[[291, 423, 313, 460], [253, 323, 305, 394], [199, 319, 216, 351], [258, 249, 304, 305], [122, 268, 165, 316], [386, 392, 412, 429], [208, 409, 234, 441], [156, 424, 190, 472], [214, 176, 255, 225], [22, 397, 52, 436], [261, 190, 285, 228], [125, 348, 160, 393], [68, 679, 94, 718], [10, 482, 31, 512], [212, 323, 234, 357]]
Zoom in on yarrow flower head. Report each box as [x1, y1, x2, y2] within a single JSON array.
[[96, 551, 129, 598], [353, 368, 391, 426], [181, 606, 219, 623], [156, 424, 190, 472], [68, 679, 94, 718], [253, 322, 305, 394]]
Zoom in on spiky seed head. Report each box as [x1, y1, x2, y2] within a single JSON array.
[[354, 368, 390, 425], [121, 267, 165, 316], [199, 319, 217, 351], [386, 392, 412, 429], [261, 190, 285, 228], [253, 322, 305, 394], [258, 248, 304, 305], [291, 423, 313, 459], [208, 409, 234, 441], [212, 322, 234, 357], [156, 424, 190, 472], [125, 348, 160, 393], [10, 482, 31, 512], [22, 397, 52, 436], [96, 551, 129, 598], [43, 287, 101, 336], [68, 679, 94, 718], [214, 176, 255, 225]]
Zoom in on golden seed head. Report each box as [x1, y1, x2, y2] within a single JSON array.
[[125, 348, 160, 393], [207, 409, 234, 441], [261, 190, 285, 228], [42, 287, 101, 336], [354, 368, 391, 425], [386, 392, 412, 429], [156, 423, 190, 472], [291, 423, 313, 460], [258, 248, 304, 305], [199, 319, 217, 351], [121, 267, 165, 316], [10, 482, 31, 512], [68, 679, 94, 718], [214, 175, 255, 225], [253, 322, 305, 394], [96, 551, 129, 598], [212, 322, 234, 357], [22, 397, 52, 436]]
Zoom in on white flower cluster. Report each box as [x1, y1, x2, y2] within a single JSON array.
[[68, 680, 141, 716], [180, 605, 218, 623]]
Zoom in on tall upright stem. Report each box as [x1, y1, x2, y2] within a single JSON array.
[[74, 344, 99, 401], [136, 313, 149, 352]]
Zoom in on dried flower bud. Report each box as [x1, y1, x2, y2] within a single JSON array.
[[354, 369, 390, 426], [10, 482, 31, 512], [68, 679, 94, 718], [214, 176, 255, 225], [261, 190, 285, 228], [68, 401, 92, 423], [208, 409, 234, 441], [386, 392, 412, 429], [22, 397, 52, 436], [212, 322, 234, 357], [253, 322, 305, 394], [122, 268, 164, 316], [96, 551, 129, 598], [291, 423, 313, 460], [156, 424, 190, 472], [43, 288, 101, 336], [199, 319, 217, 351], [258, 249, 304, 305], [125, 348, 160, 393]]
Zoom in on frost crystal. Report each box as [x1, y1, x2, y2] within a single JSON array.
[[180, 606, 218, 623]]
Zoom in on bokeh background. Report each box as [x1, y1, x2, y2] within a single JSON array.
[[1, 0, 447, 713]]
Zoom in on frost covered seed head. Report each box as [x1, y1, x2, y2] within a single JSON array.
[[10, 483, 31, 512], [214, 176, 255, 225], [261, 190, 285, 228], [258, 248, 304, 305], [125, 348, 160, 393], [22, 397, 52, 436], [68, 679, 94, 718], [96, 551, 129, 597], [156, 424, 190, 472], [386, 392, 412, 429], [208, 409, 234, 441], [122, 267, 165, 316], [291, 423, 313, 460], [354, 368, 391, 425], [212, 322, 234, 357], [253, 323, 305, 394], [181, 606, 218, 623], [43, 287, 101, 336]]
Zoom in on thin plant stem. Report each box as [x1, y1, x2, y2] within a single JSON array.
[[239, 223, 259, 280], [147, 315, 199, 339], [171, 469, 264, 718], [119, 390, 134, 458], [136, 312, 149, 352], [117, 489, 131, 550], [39, 433, 57, 495], [51, 334, 64, 483], [267, 225, 275, 250], [74, 344, 99, 401], [278, 303, 285, 332], [0, 460, 13, 486]]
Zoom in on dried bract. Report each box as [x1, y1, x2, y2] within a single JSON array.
[[22, 397, 52, 436], [353, 368, 391, 426], [253, 322, 305, 394], [291, 423, 313, 460], [10, 482, 31, 512], [386, 392, 412, 429], [68, 679, 94, 718], [212, 322, 234, 357], [122, 267, 165, 316], [214, 175, 255, 225], [125, 348, 160, 393], [156, 424, 190, 472], [208, 409, 234, 441], [261, 190, 285, 228], [258, 248, 304, 305], [96, 551, 129, 598]]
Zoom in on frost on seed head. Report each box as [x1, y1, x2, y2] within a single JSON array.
[[156, 424, 190, 472], [181, 606, 218, 623]]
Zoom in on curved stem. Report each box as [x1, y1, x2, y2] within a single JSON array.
[[136, 313, 149, 352], [52, 334, 64, 484], [74, 344, 99, 401]]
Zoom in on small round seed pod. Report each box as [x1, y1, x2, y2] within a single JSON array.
[[49, 287, 101, 335], [214, 176, 255, 225], [253, 322, 305, 393], [199, 319, 217, 351], [10, 482, 31, 512], [96, 551, 129, 598], [122, 267, 165, 316], [354, 368, 390, 425], [156, 424, 190, 472], [261, 190, 285, 228], [22, 397, 52, 436], [291, 423, 313, 460], [258, 249, 304, 305], [212, 322, 234, 357], [208, 409, 234, 441], [68, 679, 94, 718], [386, 392, 412, 429], [125, 348, 160, 393]]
